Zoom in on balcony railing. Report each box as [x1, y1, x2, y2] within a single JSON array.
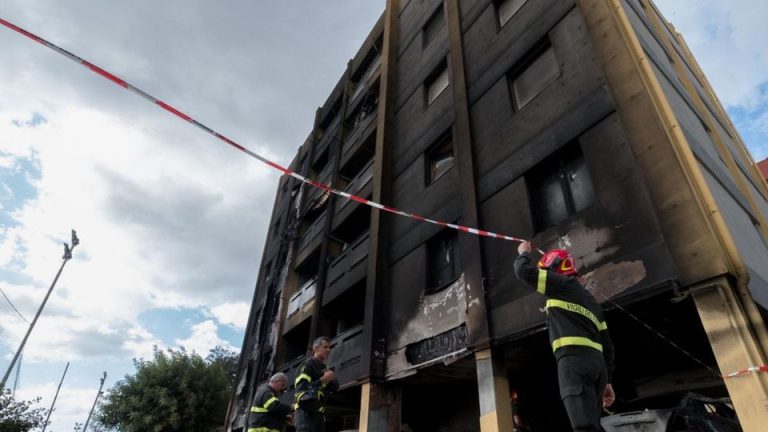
[[298, 211, 327, 254], [303, 164, 334, 210], [349, 55, 382, 102], [341, 111, 377, 162], [287, 278, 317, 318], [335, 160, 374, 215], [324, 232, 369, 305], [314, 115, 341, 163], [327, 324, 364, 388]]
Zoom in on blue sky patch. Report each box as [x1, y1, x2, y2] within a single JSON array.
[[10, 112, 47, 128], [138, 307, 209, 346], [728, 99, 768, 161]]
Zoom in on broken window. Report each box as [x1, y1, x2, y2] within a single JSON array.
[[425, 60, 450, 106], [509, 41, 560, 110], [528, 141, 595, 231], [496, 0, 527, 27], [426, 131, 455, 184], [426, 229, 459, 294], [423, 5, 445, 47]]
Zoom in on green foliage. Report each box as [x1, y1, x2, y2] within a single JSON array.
[[95, 346, 239, 432], [0, 389, 46, 432]]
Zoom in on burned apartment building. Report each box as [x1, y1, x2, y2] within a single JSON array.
[[225, 0, 768, 431]]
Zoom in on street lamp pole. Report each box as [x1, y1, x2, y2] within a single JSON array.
[[82, 371, 107, 432], [42, 361, 70, 432], [0, 230, 79, 391]]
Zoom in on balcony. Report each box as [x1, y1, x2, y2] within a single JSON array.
[[283, 280, 316, 335], [349, 54, 382, 106], [327, 324, 365, 389], [333, 160, 374, 230], [324, 232, 370, 306], [341, 111, 377, 170], [296, 211, 327, 267], [314, 115, 341, 166], [303, 164, 334, 212], [287, 278, 317, 319]]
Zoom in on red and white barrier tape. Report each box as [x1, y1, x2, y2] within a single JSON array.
[[0, 17, 540, 249], [725, 365, 768, 379]]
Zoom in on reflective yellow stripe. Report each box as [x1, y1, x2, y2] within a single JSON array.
[[545, 299, 607, 332], [251, 396, 280, 413], [247, 428, 279, 432], [552, 336, 603, 352], [263, 396, 279, 409], [295, 373, 312, 386], [537, 270, 547, 294]]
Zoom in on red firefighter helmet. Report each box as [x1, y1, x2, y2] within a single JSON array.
[[537, 249, 578, 276]]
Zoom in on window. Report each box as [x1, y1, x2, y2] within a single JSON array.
[[426, 132, 454, 184], [528, 142, 595, 230], [423, 6, 445, 47], [426, 230, 459, 294], [425, 61, 450, 105], [509, 42, 560, 110], [497, 0, 527, 27]]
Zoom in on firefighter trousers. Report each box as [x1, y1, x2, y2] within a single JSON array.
[[295, 409, 325, 432], [557, 352, 608, 432]]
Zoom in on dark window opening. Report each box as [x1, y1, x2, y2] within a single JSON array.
[[319, 99, 343, 130], [508, 39, 560, 110], [426, 131, 455, 184], [340, 132, 375, 179], [423, 6, 445, 47], [281, 320, 310, 363], [321, 280, 366, 339], [312, 148, 330, 175], [496, 0, 527, 27], [425, 59, 450, 106], [346, 88, 379, 131], [426, 229, 460, 294], [528, 141, 595, 231]]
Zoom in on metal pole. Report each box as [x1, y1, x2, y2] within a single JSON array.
[[82, 371, 106, 432], [11, 349, 22, 397], [0, 230, 78, 391], [42, 361, 70, 432]]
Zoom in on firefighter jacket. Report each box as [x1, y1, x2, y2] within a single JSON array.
[[514, 252, 615, 381], [247, 383, 292, 432], [294, 356, 339, 413]]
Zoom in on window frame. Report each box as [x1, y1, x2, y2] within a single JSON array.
[[422, 5, 445, 47], [508, 39, 561, 111], [527, 141, 596, 231], [496, 0, 528, 28], [425, 229, 460, 294], [425, 59, 450, 106], [425, 131, 455, 185]]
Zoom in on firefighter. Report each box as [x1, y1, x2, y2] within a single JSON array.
[[514, 241, 615, 432], [294, 336, 339, 432], [247, 372, 292, 432]]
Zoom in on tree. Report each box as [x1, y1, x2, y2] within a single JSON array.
[[0, 388, 46, 432], [95, 346, 239, 432]]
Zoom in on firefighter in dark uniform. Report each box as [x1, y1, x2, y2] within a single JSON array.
[[248, 372, 292, 432], [514, 241, 616, 432], [294, 336, 339, 432]]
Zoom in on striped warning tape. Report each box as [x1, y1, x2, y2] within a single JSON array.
[[724, 365, 768, 379], [0, 17, 541, 251]]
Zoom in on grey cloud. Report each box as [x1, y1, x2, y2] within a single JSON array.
[[96, 165, 272, 305], [2, 1, 384, 163]]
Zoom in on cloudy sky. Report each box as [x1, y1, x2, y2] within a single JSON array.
[[0, 0, 766, 430]]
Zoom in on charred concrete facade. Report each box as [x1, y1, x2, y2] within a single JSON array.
[[226, 1, 768, 431]]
